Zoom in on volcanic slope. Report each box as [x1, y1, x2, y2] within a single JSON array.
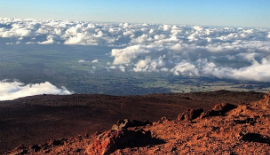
[[0, 91, 265, 154], [87, 92, 270, 155]]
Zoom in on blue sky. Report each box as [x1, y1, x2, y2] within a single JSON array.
[[0, 0, 270, 27]]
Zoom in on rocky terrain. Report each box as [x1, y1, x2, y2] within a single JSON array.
[[1, 91, 268, 154]]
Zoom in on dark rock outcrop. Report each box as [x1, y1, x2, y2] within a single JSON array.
[[111, 119, 151, 130], [177, 108, 204, 121], [201, 103, 237, 118], [86, 129, 165, 155]]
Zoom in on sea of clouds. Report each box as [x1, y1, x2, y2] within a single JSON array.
[[1, 18, 270, 98]]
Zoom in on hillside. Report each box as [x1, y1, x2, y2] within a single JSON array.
[[0, 91, 266, 154]]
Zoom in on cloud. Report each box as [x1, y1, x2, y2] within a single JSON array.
[[166, 58, 270, 82], [1, 18, 269, 48], [1, 18, 270, 82], [200, 58, 270, 82], [171, 61, 199, 76], [64, 33, 85, 45], [118, 66, 126, 72], [78, 59, 86, 63], [38, 36, 54, 44], [78, 59, 98, 63], [92, 59, 99, 63], [133, 56, 166, 72], [0, 80, 72, 101], [111, 45, 151, 64]]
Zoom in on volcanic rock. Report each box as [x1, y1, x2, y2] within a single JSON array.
[[177, 108, 204, 121], [86, 129, 164, 155], [111, 119, 151, 130], [201, 102, 237, 118]]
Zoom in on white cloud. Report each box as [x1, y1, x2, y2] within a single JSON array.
[[78, 59, 86, 63], [109, 66, 117, 69], [0, 80, 72, 101], [38, 36, 54, 44], [193, 26, 203, 31], [1, 18, 269, 48], [118, 66, 126, 72], [133, 56, 165, 72], [200, 58, 270, 82], [92, 59, 99, 63], [64, 33, 85, 45], [111, 45, 151, 64], [171, 61, 199, 76]]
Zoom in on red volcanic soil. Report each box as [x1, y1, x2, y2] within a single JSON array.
[[0, 90, 265, 154]]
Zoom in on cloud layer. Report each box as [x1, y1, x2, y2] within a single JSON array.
[[1, 18, 270, 82], [0, 80, 72, 101]]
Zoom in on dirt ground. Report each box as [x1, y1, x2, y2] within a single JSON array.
[[0, 90, 265, 154]]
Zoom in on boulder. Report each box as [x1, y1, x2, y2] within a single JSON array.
[[111, 119, 151, 130], [177, 108, 204, 121], [201, 103, 237, 118], [86, 129, 152, 155]]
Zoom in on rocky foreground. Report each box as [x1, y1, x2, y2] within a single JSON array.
[[7, 92, 270, 154]]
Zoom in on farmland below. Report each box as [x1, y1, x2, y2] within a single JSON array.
[[1, 44, 270, 95]]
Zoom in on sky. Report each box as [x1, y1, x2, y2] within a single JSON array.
[[0, 0, 270, 28]]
